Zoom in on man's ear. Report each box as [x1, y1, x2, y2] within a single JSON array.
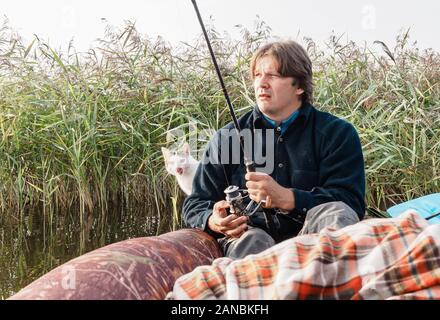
[[292, 79, 304, 96], [182, 142, 190, 156], [161, 147, 170, 161]]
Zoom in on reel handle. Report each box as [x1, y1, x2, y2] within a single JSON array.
[[245, 160, 256, 173], [245, 160, 272, 208]]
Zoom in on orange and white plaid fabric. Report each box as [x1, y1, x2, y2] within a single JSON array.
[[167, 211, 440, 300]]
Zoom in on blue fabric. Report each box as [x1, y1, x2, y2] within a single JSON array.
[[262, 110, 299, 135], [387, 193, 440, 224]]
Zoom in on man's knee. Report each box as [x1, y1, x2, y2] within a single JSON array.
[[300, 201, 359, 235], [224, 227, 275, 259], [241, 227, 275, 243]]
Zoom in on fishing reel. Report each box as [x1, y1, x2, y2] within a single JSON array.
[[224, 185, 262, 217], [224, 185, 283, 241]]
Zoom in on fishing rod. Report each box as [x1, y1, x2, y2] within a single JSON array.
[[426, 211, 440, 221], [190, 0, 277, 236], [190, 0, 255, 173]]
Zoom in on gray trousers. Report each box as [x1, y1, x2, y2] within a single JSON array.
[[219, 201, 360, 260]]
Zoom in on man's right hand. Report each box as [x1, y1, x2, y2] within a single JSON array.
[[208, 200, 248, 238]]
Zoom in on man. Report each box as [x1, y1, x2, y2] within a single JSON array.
[[183, 40, 365, 259]]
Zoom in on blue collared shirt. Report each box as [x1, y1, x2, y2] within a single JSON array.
[[262, 110, 299, 135]]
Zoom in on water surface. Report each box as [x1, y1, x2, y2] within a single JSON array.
[[0, 203, 175, 299]]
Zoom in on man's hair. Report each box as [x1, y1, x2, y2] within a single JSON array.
[[250, 40, 313, 103]]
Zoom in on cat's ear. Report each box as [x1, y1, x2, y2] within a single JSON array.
[[182, 142, 191, 156], [161, 147, 170, 161]]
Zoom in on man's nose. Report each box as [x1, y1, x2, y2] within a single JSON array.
[[257, 75, 270, 88]]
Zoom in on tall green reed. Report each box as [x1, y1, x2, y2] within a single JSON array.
[[0, 20, 438, 226]]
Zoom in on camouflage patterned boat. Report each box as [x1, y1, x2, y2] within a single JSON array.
[[8, 229, 222, 300]]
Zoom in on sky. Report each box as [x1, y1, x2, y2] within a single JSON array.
[[1, 0, 439, 52]]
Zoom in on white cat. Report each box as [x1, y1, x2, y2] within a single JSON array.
[[162, 142, 200, 195]]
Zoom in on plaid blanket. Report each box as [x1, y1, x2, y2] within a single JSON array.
[[167, 211, 440, 300]]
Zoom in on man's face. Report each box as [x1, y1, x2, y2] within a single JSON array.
[[253, 55, 304, 121]]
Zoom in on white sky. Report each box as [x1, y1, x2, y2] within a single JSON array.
[[1, 0, 439, 52]]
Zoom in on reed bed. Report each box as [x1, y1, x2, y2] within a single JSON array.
[[0, 21, 438, 224]]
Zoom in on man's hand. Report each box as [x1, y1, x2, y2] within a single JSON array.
[[245, 172, 295, 211], [208, 200, 248, 238]]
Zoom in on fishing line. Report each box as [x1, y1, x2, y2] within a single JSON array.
[[174, 0, 232, 188], [175, 0, 191, 44], [190, 0, 255, 173]]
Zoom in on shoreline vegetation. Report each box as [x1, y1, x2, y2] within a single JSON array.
[[0, 19, 439, 298], [0, 20, 439, 222]]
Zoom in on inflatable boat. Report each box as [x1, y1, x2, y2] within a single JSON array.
[[8, 229, 222, 300]]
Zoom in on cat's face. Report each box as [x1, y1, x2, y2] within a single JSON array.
[[162, 143, 192, 176]]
